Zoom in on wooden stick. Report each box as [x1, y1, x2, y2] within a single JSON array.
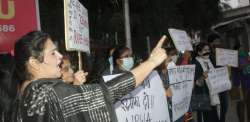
[[78, 51, 82, 70]]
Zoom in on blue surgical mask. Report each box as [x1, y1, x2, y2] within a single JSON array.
[[121, 57, 134, 71]]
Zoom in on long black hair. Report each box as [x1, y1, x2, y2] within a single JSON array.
[[0, 31, 52, 120], [13, 31, 51, 85], [0, 31, 51, 110]]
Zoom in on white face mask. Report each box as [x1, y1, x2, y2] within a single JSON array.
[[167, 61, 176, 69], [121, 57, 134, 71]]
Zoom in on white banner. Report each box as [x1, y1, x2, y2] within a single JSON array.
[[216, 48, 238, 67], [168, 65, 195, 121], [168, 28, 193, 51], [207, 67, 232, 95], [168, 65, 195, 85], [64, 0, 90, 52], [103, 71, 171, 122]]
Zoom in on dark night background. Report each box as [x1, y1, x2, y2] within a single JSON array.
[[38, 0, 222, 81], [39, 0, 221, 54]]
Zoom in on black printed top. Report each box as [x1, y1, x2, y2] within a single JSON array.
[[14, 73, 135, 122]]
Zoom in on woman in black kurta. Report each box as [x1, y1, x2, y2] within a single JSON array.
[[16, 73, 135, 122]]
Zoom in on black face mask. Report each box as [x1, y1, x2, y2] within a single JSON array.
[[202, 52, 210, 56]]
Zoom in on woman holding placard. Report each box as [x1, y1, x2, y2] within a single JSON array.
[[61, 55, 88, 85], [191, 43, 220, 122]]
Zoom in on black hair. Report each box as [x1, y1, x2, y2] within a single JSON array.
[[13, 31, 51, 85], [164, 47, 177, 55], [195, 42, 211, 56], [105, 46, 116, 59], [112, 45, 130, 66], [207, 33, 220, 43], [0, 31, 51, 117], [233, 44, 241, 50], [61, 52, 78, 72]]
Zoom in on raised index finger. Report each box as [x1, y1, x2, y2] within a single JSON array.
[[156, 35, 167, 48]]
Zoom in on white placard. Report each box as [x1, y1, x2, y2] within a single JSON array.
[[216, 48, 238, 67], [168, 28, 193, 51], [103, 71, 171, 122], [168, 65, 195, 85], [103, 74, 123, 81], [168, 65, 195, 121], [207, 67, 232, 95], [64, 0, 90, 52]]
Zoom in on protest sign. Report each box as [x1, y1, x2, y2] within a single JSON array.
[[168, 65, 195, 85], [64, 0, 89, 52], [168, 28, 193, 51], [216, 48, 238, 67], [168, 65, 195, 121], [0, 0, 40, 53], [103, 71, 171, 122], [207, 67, 232, 95]]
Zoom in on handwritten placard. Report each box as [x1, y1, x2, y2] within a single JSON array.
[[207, 67, 232, 95], [103, 71, 171, 122], [168, 65, 195, 121], [216, 48, 238, 67], [168, 65, 195, 85], [64, 0, 90, 52], [168, 28, 193, 51]]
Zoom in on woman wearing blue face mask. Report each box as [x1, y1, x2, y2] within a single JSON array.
[[112, 45, 134, 73]]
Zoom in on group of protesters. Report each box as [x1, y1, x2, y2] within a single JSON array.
[[94, 32, 250, 122], [0, 31, 249, 122]]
